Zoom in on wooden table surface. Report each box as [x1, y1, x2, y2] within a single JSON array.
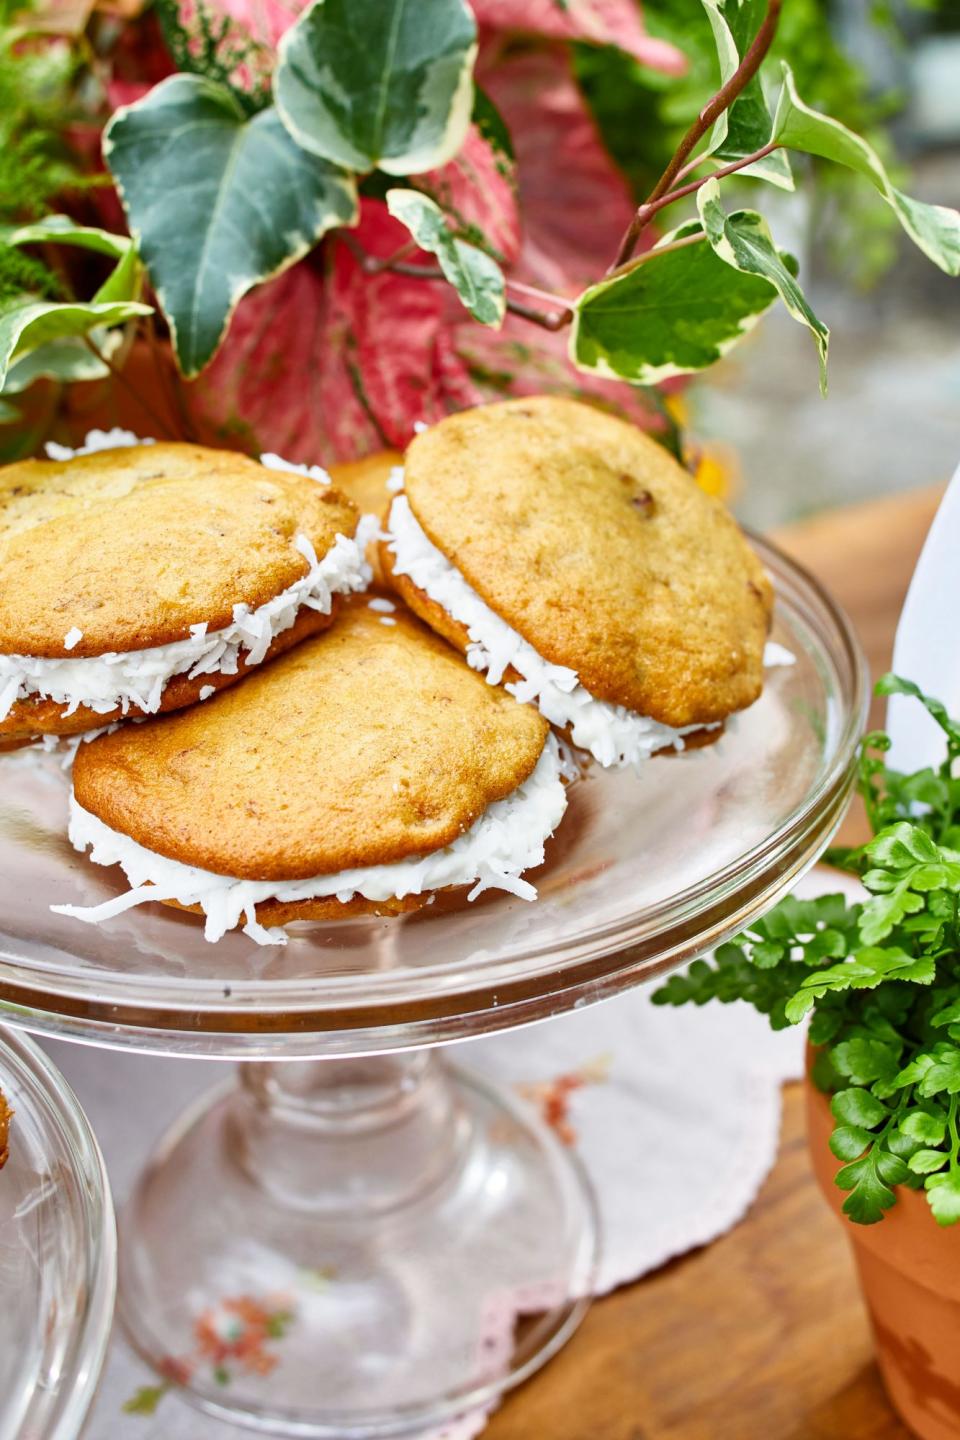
[[487, 484, 945, 1440]]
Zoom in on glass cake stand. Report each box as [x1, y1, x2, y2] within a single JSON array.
[[0, 1026, 116, 1440], [0, 539, 866, 1437]]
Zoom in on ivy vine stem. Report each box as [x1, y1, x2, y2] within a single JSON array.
[[83, 334, 177, 439], [143, 310, 198, 442], [645, 141, 784, 222], [359, 239, 418, 275], [609, 0, 783, 271], [607, 230, 708, 282], [342, 234, 573, 331]]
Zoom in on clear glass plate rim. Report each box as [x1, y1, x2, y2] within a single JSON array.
[[0, 534, 868, 1037]]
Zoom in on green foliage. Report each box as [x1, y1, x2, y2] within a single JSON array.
[[274, 0, 477, 175], [72, 0, 960, 389], [386, 189, 505, 327], [0, 248, 61, 306], [772, 64, 960, 275], [104, 74, 357, 375], [0, 11, 90, 309], [0, 220, 150, 390], [696, 178, 828, 389], [0, 296, 150, 389], [122, 1383, 172, 1416], [701, 0, 794, 188], [654, 675, 960, 1227], [571, 221, 779, 384], [573, 0, 909, 293]]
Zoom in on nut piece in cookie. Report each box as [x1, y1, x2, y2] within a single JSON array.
[[380, 396, 773, 769], [0, 440, 368, 744], [54, 598, 567, 944]]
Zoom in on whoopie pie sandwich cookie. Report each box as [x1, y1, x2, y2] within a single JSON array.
[[381, 396, 774, 769], [0, 435, 369, 747], [53, 598, 568, 945]]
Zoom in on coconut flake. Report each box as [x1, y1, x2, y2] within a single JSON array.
[[259, 452, 331, 487], [45, 428, 150, 461], [63, 627, 83, 651], [763, 641, 796, 667], [52, 735, 568, 945]]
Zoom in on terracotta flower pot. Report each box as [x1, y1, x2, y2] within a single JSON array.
[[806, 1070, 960, 1438]]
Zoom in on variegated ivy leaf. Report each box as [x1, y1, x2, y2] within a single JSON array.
[[104, 73, 358, 377], [773, 63, 960, 275], [570, 222, 777, 385], [1, 330, 125, 395], [696, 178, 828, 391], [3, 217, 144, 306], [2, 215, 133, 259], [386, 189, 505, 327], [702, 0, 793, 190], [0, 299, 151, 391], [275, 0, 477, 175], [0, 217, 146, 394]]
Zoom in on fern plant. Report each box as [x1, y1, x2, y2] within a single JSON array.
[[0, 6, 88, 301], [655, 676, 960, 1228]]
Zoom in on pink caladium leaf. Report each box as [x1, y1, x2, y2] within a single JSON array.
[[189, 260, 382, 464], [415, 124, 521, 267], [328, 201, 483, 445], [190, 202, 484, 462], [471, 0, 686, 75], [213, 0, 305, 46], [481, 47, 638, 296]]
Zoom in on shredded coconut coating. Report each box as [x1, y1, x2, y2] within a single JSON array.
[[386, 493, 707, 769], [53, 735, 568, 946], [0, 433, 372, 723]]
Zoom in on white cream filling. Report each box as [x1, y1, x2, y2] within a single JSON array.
[[385, 491, 708, 769], [52, 735, 568, 946], [0, 434, 372, 724]]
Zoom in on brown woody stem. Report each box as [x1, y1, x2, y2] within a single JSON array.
[[360, 239, 419, 274], [609, 0, 782, 271], [348, 243, 574, 331], [606, 230, 707, 282], [83, 333, 177, 439], [650, 141, 783, 217], [143, 311, 198, 442]]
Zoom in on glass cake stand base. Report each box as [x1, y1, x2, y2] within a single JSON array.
[[119, 1052, 598, 1437]]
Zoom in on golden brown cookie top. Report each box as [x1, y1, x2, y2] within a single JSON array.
[[401, 396, 773, 728], [72, 598, 550, 881], [0, 444, 358, 657]]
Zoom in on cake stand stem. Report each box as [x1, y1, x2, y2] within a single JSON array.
[[119, 1051, 599, 1438]]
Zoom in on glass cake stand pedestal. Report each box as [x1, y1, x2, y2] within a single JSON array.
[[0, 540, 866, 1437]]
